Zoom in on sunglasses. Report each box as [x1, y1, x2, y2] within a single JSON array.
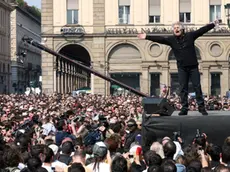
[[127, 124, 135, 128]]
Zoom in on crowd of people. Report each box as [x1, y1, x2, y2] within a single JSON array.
[[159, 87, 230, 111], [0, 93, 230, 172], [167, 94, 230, 111]]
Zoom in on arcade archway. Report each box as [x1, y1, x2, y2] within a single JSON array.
[[108, 43, 141, 95], [56, 44, 91, 93]]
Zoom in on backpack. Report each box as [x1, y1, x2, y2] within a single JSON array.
[[83, 130, 101, 146]]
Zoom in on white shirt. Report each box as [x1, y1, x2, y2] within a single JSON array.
[[143, 168, 148, 172], [42, 123, 56, 136], [18, 163, 26, 170], [52, 160, 67, 169], [43, 161, 67, 172], [42, 165, 53, 172], [87, 162, 110, 172]]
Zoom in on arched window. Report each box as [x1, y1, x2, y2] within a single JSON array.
[[109, 43, 141, 60], [168, 47, 201, 60]]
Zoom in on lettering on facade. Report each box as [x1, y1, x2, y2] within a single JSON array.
[[60, 26, 85, 35], [106, 28, 138, 34], [106, 26, 230, 34]]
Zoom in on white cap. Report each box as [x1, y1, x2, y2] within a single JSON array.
[[49, 144, 59, 155]]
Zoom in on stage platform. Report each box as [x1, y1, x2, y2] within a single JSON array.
[[172, 110, 230, 116], [141, 111, 230, 153]]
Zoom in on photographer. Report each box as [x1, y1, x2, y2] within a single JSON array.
[[55, 119, 76, 146], [193, 130, 208, 152], [124, 119, 141, 153]]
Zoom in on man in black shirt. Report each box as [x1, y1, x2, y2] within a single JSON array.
[[138, 20, 219, 115]]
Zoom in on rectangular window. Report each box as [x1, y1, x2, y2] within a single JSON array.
[[150, 73, 160, 96], [67, 10, 78, 24], [149, 0, 161, 23], [170, 73, 194, 94], [149, 16, 160, 23], [211, 73, 221, 96], [118, 0, 130, 24], [179, 12, 191, 23], [179, 0, 191, 23], [118, 6, 130, 24], [67, 0, 79, 24], [210, 5, 221, 22], [110, 73, 140, 95]]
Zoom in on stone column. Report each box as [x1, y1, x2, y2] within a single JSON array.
[[57, 60, 60, 93], [41, 0, 54, 94], [53, 56, 57, 93], [91, 74, 95, 94], [60, 72, 63, 94], [74, 66, 77, 90], [69, 64, 71, 92], [53, 70, 57, 93], [202, 66, 210, 96], [41, 47, 54, 94], [66, 63, 69, 93], [70, 65, 73, 91], [60, 60, 64, 94], [222, 65, 229, 96], [161, 66, 169, 87], [140, 66, 149, 94], [93, 0, 105, 33], [92, 0, 106, 95], [80, 78, 82, 88], [77, 77, 79, 89], [73, 66, 76, 90], [64, 62, 67, 93], [91, 40, 106, 95], [56, 71, 60, 93]]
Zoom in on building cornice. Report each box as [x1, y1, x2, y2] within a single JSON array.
[[16, 6, 41, 25], [41, 33, 230, 38], [0, 0, 14, 11]]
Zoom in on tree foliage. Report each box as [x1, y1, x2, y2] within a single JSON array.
[[16, 0, 41, 20]]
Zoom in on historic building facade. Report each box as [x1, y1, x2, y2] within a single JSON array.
[[10, 6, 41, 93], [0, 0, 13, 93], [42, 0, 230, 96]]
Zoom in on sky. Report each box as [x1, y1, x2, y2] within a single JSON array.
[[25, 0, 41, 9]]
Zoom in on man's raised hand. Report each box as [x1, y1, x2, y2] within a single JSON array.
[[213, 19, 220, 26], [137, 33, 146, 39]]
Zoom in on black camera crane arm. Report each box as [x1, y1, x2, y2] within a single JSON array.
[[22, 36, 149, 97]]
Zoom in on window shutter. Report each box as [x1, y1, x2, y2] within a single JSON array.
[[180, 0, 191, 13], [67, 0, 79, 10], [119, 0, 130, 6], [210, 0, 221, 5], [149, 0, 161, 15]]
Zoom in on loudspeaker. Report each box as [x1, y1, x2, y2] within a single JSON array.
[[142, 97, 166, 114]]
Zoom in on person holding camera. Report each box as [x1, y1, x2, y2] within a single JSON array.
[[124, 119, 141, 153]]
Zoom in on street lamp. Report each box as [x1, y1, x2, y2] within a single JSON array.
[[224, 3, 230, 28]]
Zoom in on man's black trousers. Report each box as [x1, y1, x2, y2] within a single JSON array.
[[178, 65, 205, 111]]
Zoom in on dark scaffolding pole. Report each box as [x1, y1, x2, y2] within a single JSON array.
[[22, 37, 149, 97]]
